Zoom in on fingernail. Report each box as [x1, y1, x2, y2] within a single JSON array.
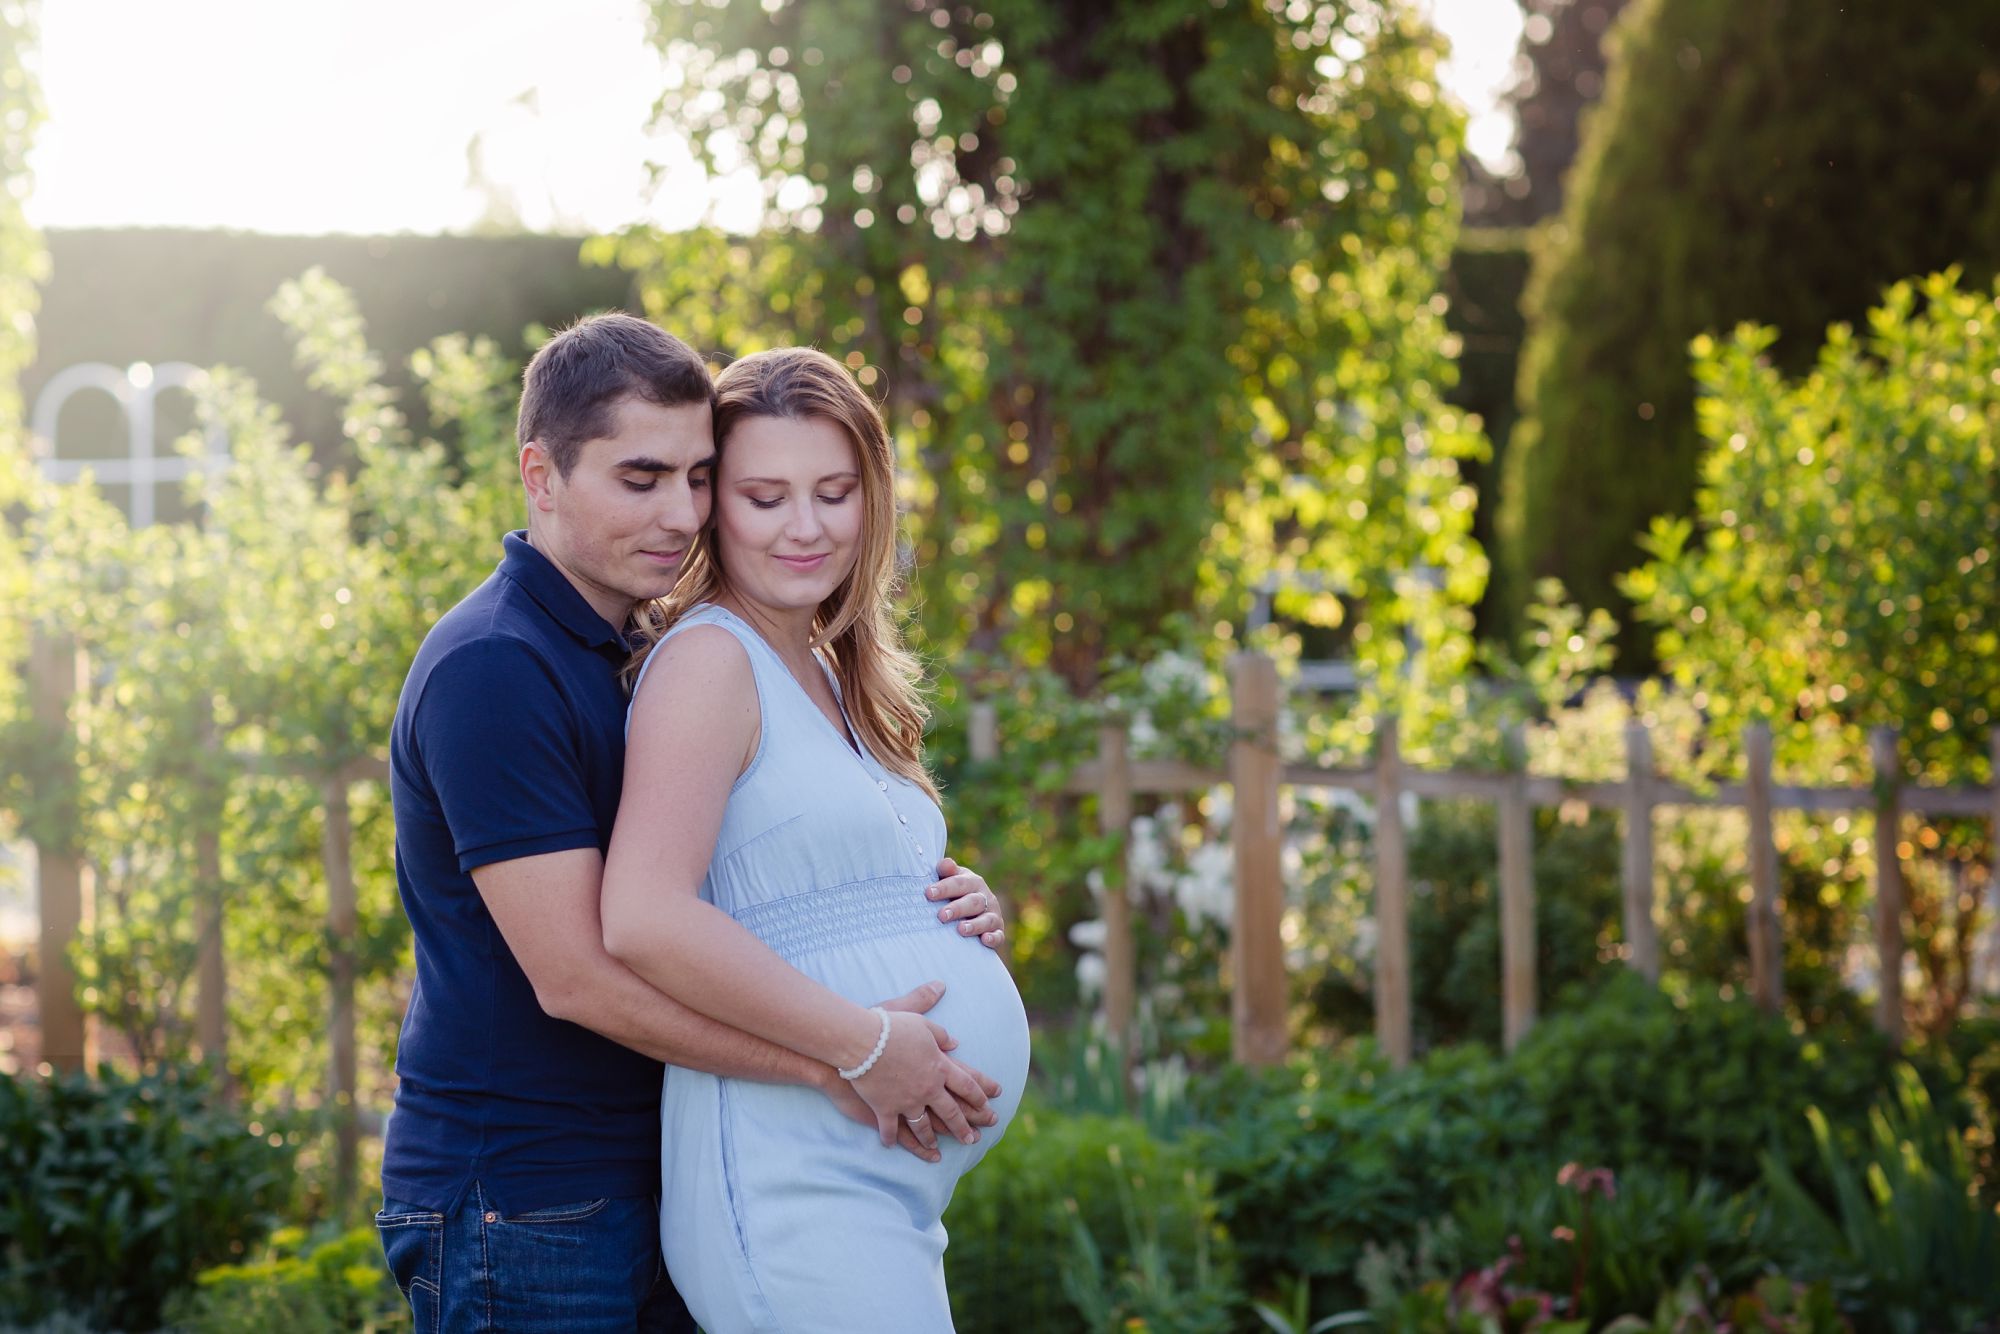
[[926, 887, 941, 899], [964, 1132, 980, 1144], [960, 923, 974, 934], [939, 909, 951, 921]]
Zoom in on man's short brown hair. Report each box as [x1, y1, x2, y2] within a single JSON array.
[[518, 314, 715, 476]]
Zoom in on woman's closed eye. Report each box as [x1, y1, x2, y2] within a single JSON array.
[[747, 492, 852, 509]]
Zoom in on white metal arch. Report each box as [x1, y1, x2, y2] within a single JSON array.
[[29, 361, 231, 528]]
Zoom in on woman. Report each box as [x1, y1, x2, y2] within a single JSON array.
[[601, 346, 1031, 1332]]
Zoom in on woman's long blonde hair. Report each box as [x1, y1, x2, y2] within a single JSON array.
[[625, 347, 937, 799]]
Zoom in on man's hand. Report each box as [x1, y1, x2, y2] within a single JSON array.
[[927, 857, 1006, 953], [819, 980, 1000, 1162]]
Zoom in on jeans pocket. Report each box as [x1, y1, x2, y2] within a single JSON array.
[[502, 1196, 612, 1224], [376, 1199, 444, 1334]]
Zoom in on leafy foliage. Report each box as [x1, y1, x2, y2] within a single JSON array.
[[1625, 273, 2000, 1033], [165, 1225, 408, 1334], [941, 1105, 1236, 1333], [1, 272, 522, 1144], [0, 0, 48, 844], [1762, 1067, 2000, 1334], [1502, 0, 2000, 650], [1193, 974, 1917, 1317], [618, 0, 1487, 699], [0, 1063, 296, 1331]]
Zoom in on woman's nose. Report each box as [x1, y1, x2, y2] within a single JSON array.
[[784, 497, 823, 540]]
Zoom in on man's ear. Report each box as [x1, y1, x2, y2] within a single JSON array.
[[521, 440, 559, 514]]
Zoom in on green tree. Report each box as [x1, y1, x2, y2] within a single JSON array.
[[0, 0, 50, 842], [1501, 0, 2000, 653], [612, 0, 1486, 706], [13, 269, 522, 1187], [1623, 272, 2000, 1034]]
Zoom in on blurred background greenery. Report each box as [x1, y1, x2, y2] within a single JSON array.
[[2, 1, 1998, 1330]]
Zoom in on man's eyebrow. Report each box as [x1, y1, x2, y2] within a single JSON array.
[[616, 453, 717, 473]]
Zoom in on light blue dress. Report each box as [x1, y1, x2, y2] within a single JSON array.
[[628, 603, 1031, 1334]]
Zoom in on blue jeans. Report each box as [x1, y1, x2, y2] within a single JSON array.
[[376, 1183, 695, 1333]]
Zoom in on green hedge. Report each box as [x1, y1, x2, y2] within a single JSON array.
[[1500, 0, 2000, 655], [1195, 972, 1917, 1316], [27, 228, 636, 507], [0, 1063, 296, 1330]]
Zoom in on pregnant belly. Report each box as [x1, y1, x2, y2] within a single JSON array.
[[732, 875, 1032, 1114]]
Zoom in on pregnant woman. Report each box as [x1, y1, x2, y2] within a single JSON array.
[[601, 346, 1031, 1332]]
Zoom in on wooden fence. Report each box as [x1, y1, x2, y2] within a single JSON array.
[[21, 635, 2000, 1210], [24, 632, 382, 1210], [975, 650, 2000, 1069]]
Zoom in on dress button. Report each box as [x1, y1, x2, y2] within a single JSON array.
[[877, 781, 887, 791], [899, 814, 908, 824]]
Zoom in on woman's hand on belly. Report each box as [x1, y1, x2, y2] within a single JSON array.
[[927, 856, 1007, 953], [851, 1010, 1000, 1150], [815, 980, 1000, 1163]]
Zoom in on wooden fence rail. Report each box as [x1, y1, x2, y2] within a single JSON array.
[[22, 639, 2000, 1217], [1043, 652, 2000, 1068]]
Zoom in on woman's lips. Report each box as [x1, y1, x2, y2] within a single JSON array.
[[774, 553, 829, 572]]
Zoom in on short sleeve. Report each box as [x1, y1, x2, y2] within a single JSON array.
[[412, 638, 602, 873]]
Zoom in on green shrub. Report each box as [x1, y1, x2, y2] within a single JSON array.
[[1304, 800, 1625, 1052], [1509, 971, 1906, 1192], [163, 1224, 406, 1333], [0, 1063, 295, 1331], [1500, 0, 2000, 652], [1199, 976, 1923, 1317], [943, 1106, 1238, 1333], [1447, 1163, 1774, 1321], [1762, 1067, 2000, 1334], [1193, 1043, 1543, 1314]]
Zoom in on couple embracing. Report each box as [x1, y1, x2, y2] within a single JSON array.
[[376, 314, 1031, 1332]]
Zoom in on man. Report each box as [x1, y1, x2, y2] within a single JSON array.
[[377, 314, 1007, 1330]]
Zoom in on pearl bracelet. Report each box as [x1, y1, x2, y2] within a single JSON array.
[[838, 1007, 892, 1082]]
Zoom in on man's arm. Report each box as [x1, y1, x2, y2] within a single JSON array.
[[472, 847, 995, 1157]]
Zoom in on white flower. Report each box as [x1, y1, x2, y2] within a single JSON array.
[[1129, 710, 1160, 751], [1075, 950, 1108, 1001], [1069, 918, 1108, 951]]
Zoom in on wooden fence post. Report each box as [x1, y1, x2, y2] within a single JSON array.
[[1621, 720, 1660, 981], [968, 700, 998, 766], [194, 701, 228, 1071], [27, 632, 91, 1074], [1373, 717, 1412, 1068], [1096, 722, 1137, 1056], [1870, 727, 1905, 1042], [321, 773, 359, 1211], [1743, 721, 1784, 1015], [1228, 652, 1286, 1066], [1498, 724, 1536, 1051]]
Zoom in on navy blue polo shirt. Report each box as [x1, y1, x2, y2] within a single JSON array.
[[383, 531, 661, 1214]]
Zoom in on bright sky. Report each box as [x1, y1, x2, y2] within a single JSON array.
[[26, 0, 1523, 235]]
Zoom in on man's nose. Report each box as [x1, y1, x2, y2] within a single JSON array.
[[658, 478, 703, 533]]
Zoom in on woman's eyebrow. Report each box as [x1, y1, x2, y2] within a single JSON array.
[[732, 471, 861, 485]]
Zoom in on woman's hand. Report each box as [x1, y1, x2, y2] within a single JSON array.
[[820, 981, 1000, 1162], [927, 857, 1006, 952], [850, 1010, 996, 1149]]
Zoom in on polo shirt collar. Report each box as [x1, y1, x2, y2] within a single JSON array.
[[497, 531, 629, 654]]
